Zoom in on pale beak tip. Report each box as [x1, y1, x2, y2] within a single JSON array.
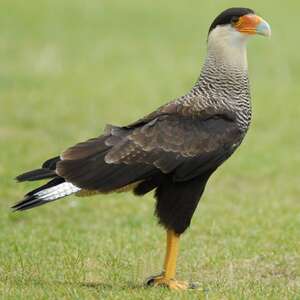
[[256, 20, 272, 37]]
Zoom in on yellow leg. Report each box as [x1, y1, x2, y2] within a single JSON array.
[[146, 230, 194, 290], [164, 229, 179, 279]]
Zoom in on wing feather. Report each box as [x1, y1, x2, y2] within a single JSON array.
[[57, 112, 241, 191]]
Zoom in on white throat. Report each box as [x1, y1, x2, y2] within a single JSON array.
[[206, 25, 249, 71]]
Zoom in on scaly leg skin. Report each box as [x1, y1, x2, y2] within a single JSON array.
[[145, 230, 197, 291]]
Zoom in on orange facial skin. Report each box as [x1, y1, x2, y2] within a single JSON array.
[[235, 14, 263, 35]]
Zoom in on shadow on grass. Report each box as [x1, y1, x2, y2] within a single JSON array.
[[79, 281, 114, 290], [80, 280, 208, 294], [79, 281, 146, 291], [7, 274, 148, 292], [7, 272, 207, 293]]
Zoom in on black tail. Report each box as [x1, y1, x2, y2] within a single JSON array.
[[12, 177, 63, 210], [13, 156, 76, 211], [15, 156, 60, 182], [16, 168, 56, 182], [12, 177, 80, 211]]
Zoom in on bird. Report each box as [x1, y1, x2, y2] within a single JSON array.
[[13, 7, 271, 290]]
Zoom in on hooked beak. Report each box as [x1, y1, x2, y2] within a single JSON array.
[[235, 14, 271, 37]]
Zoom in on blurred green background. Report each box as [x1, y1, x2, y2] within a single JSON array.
[[0, 0, 299, 299]]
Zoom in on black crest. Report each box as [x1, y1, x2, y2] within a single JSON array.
[[209, 7, 255, 34]]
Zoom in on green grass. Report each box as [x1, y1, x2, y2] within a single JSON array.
[[1, 0, 300, 299]]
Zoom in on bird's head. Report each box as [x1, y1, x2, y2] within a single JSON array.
[[208, 8, 271, 42], [206, 8, 271, 68]]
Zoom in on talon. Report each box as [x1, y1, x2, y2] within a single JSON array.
[[145, 274, 192, 290], [145, 272, 164, 286]]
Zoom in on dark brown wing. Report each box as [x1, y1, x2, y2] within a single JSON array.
[[105, 114, 241, 178], [56, 112, 241, 191]]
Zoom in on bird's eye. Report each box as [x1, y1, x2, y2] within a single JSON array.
[[231, 16, 240, 25]]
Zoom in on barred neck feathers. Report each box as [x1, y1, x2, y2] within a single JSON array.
[[193, 25, 252, 132]]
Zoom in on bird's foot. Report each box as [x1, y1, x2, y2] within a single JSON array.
[[145, 273, 196, 290]]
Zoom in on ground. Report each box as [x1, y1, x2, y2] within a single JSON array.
[[0, 1, 299, 299]]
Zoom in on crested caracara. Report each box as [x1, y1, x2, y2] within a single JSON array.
[[13, 7, 271, 290]]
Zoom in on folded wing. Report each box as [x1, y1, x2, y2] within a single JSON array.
[[57, 112, 241, 192]]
